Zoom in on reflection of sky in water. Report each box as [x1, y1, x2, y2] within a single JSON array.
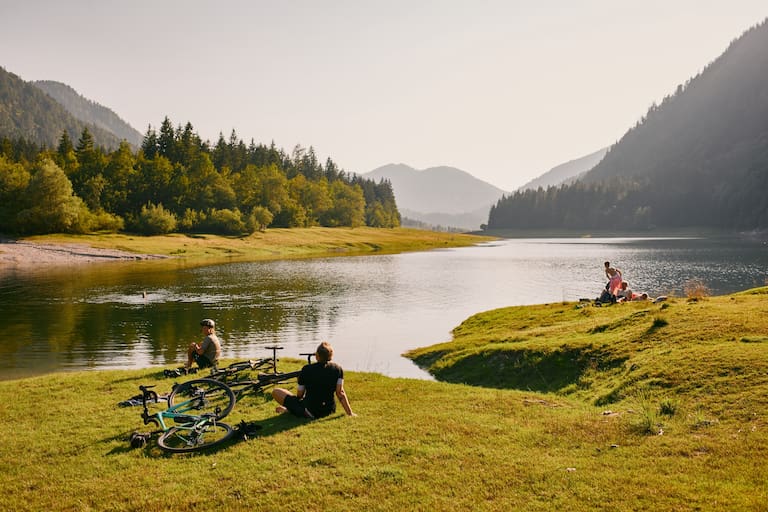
[[1, 237, 766, 380]]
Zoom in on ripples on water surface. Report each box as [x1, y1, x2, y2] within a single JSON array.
[[1, 237, 765, 380]]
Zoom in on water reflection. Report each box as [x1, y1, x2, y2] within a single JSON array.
[[0, 237, 765, 380]]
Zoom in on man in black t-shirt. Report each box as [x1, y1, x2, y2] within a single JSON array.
[[272, 342, 356, 419]]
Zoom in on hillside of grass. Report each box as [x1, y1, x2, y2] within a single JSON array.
[[407, 288, 768, 419], [1, 289, 767, 510]]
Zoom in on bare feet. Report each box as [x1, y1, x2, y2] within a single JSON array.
[[276, 405, 288, 414]]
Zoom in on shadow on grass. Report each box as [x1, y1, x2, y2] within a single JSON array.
[[111, 402, 340, 458], [412, 346, 628, 396]]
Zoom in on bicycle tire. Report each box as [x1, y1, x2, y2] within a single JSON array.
[[167, 378, 236, 420], [157, 422, 235, 453]]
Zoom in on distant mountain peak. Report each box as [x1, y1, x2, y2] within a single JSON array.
[[362, 163, 508, 230]]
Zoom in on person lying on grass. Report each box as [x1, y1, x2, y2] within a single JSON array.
[[272, 341, 356, 419]]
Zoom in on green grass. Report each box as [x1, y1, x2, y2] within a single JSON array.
[[24, 227, 493, 264], [2, 289, 768, 510]]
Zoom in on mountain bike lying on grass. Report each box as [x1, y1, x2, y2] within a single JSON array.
[[130, 378, 237, 453], [214, 347, 316, 401], [205, 345, 284, 385], [162, 345, 283, 380]]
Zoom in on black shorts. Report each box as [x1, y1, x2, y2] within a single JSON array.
[[283, 395, 314, 418], [193, 354, 214, 369]]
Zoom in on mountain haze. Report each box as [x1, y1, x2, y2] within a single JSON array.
[[488, 18, 768, 231], [363, 164, 507, 230], [0, 67, 124, 150], [33, 80, 143, 147], [518, 147, 608, 191]]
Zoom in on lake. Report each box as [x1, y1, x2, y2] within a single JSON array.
[[1, 236, 765, 381]]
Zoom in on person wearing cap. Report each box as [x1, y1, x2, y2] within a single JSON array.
[[272, 341, 356, 419], [186, 319, 221, 370]]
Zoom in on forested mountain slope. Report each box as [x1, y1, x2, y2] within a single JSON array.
[[0, 67, 122, 150], [33, 80, 143, 147], [517, 147, 607, 191], [488, 18, 768, 231]]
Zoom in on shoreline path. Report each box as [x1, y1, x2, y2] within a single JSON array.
[[0, 238, 166, 266]]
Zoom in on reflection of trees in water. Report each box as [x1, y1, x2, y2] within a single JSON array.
[[0, 260, 352, 371]]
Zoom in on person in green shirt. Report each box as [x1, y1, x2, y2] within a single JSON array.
[[186, 318, 221, 370]]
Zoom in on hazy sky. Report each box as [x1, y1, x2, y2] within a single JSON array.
[[1, 1, 766, 191]]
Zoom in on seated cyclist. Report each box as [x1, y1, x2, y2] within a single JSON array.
[[272, 341, 356, 419], [186, 318, 221, 370]]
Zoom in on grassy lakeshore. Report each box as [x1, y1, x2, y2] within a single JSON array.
[[2, 289, 767, 510], [22, 227, 493, 264]]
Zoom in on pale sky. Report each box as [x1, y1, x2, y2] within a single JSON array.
[[1, 1, 766, 191]]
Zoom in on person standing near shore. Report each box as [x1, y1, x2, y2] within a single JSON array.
[[186, 318, 221, 370]]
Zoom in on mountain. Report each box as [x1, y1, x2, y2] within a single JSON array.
[[33, 80, 143, 147], [0, 66, 124, 150], [488, 18, 768, 231], [362, 163, 507, 230], [517, 147, 608, 191]]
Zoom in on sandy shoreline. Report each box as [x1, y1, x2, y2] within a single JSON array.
[[0, 238, 166, 266]]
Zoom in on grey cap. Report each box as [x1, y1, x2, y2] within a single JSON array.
[[200, 318, 215, 328]]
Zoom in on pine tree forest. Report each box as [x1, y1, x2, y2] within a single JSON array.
[[0, 117, 401, 235]]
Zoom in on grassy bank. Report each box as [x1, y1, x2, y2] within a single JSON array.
[[2, 289, 767, 510], [25, 227, 493, 263], [405, 287, 768, 413]]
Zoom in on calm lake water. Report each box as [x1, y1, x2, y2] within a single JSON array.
[[1, 236, 766, 381]]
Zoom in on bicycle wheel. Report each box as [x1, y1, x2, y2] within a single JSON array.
[[157, 422, 235, 453], [167, 378, 236, 420]]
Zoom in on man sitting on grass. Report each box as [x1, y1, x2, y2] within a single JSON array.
[[272, 341, 356, 419], [186, 318, 221, 370]]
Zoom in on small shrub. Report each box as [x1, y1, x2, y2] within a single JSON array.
[[135, 202, 177, 235], [629, 388, 663, 435], [247, 206, 274, 232], [658, 398, 678, 416], [684, 279, 710, 300], [201, 208, 246, 235], [177, 208, 200, 231], [89, 210, 124, 232], [690, 405, 718, 429]]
